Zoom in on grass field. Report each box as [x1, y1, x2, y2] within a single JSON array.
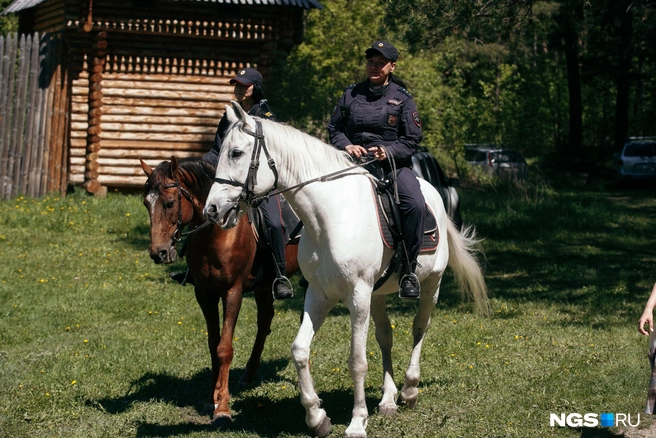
[[1, 178, 655, 438]]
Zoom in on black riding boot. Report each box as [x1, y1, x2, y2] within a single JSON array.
[[272, 261, 294, 300], [169, 269, 195, 286], [399, 262, 420, 299]]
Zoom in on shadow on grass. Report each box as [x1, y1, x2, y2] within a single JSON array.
[[578, 427, 625, 437], [131, 386, 382, 438], [87, 358, 293, 415], [87, 359, 384, 438]]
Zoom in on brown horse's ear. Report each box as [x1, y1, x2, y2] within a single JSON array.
[[169, 156, 179, 178], [140, 158, 153, 177]]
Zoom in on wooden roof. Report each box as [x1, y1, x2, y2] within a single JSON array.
[[2, 0, 322, 15]]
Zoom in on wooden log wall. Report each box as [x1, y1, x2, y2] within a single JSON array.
[[0, 32, 67, 200], [24, 0, 301, 191]]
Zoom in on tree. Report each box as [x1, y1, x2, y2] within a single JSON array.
[[0, 0, 18, 35], [267, 0, 386, 138]]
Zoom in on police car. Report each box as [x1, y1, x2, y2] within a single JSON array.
[[411, 147, 463, 230]]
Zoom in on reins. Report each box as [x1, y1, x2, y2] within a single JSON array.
[[254, 156, 377, 203], [214, 119, 377, 207]]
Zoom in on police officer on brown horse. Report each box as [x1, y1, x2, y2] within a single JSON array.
[[172, 68, 294, 300], [327, 41, 426, 299]]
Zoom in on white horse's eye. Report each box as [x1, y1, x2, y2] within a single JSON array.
[[230, 149, 244, 159]]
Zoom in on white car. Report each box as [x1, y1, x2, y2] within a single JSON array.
[[615, 137, 656, 184]]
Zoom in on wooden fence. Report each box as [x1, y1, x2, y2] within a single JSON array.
[[0, 32, 67, 200]]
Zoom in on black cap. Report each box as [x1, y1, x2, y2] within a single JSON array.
[[365, 41, 399, 62], [229, 68, 262, 87]]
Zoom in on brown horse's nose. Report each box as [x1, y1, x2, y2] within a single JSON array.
[[150, 247, 175, 264]]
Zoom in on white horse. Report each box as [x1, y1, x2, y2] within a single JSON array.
[[204, 102, 489, 438]]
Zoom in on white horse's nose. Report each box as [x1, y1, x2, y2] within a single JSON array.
[[204, 204, 219, 223]]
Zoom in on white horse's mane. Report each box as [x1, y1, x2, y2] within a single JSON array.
[[253, 117, 370, 180]]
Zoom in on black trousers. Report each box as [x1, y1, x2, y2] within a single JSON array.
[[391, 167, 426, 268], [259, 195, 286, 275]]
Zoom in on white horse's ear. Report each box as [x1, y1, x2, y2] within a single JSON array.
[[230, 100, 248, 123], [230, 100, 255, 131], [224, 103, 237, 124]]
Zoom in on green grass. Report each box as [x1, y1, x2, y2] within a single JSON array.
[[1, 182, 655, 437]]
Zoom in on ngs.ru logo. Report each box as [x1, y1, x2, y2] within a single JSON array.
[[550, 412, 640, 428]]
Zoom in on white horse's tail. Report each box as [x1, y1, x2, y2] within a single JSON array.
[[446, 219, 491, 316]]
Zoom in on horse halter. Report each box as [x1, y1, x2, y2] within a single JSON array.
[[213, 120, 278, 208]]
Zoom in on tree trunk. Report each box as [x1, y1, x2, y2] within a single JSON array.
[[614, 0, 633, 152], [562, 0, 583, 158]]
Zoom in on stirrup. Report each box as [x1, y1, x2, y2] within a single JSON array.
[[272, 275, 294, 300], [398, 272, 420, 299]]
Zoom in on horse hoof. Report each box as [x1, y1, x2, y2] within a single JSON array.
[[312, 415, 332, 438], [377, 404, 397, 416], [211, 413, 232, 427], [398, 393, 418, 409], [398, 397, 417, 409]]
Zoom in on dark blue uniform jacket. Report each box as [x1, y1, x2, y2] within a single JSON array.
[[327, 80, 422, 169]]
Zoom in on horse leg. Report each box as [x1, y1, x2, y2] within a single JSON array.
[[398, 275, 442, 409], [211, 286, 243, 425], [370, 295, 397, 416], [194, 288, 221, 413], [240, 287, 274, 385], [343, 285, 372, 438], [291, 285, 335, 438]]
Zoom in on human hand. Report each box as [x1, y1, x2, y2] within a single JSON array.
[[639, 311, 654, 336], [345, 145, 368, 158], [368, 146, 387, 161]]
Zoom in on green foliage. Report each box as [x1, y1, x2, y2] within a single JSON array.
[[1, 184, 656, 437], [267, 0, 386, 138], [383, 0, 536, 50], [0, 0, 18, 35]]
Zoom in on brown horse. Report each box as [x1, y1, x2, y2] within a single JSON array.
[[140, 156, 299, 425]]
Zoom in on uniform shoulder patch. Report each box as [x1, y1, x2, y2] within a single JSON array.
[[397, 87, 413, 99], [412, 111, 421, 127], [387, 98, 402, 106]]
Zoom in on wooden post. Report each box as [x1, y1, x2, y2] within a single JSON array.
[[83, 30, 106, 196]]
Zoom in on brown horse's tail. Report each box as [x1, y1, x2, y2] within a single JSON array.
[[446, 219, 491, 316]]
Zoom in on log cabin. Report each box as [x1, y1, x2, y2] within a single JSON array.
[[2, 0, 321, 195]]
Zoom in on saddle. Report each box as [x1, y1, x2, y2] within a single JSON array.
[[370, 180, 439, 291], [373, 183, 439, 252]]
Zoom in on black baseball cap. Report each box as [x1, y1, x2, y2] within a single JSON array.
[[365, 41, 399, 62], [229, 68, 262, 87]]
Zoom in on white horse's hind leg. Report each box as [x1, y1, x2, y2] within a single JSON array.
[[370, 295, 397, 416], [344, 286, 372, 438], [398, 275, 442, 408], [292, 286, 336, 438]]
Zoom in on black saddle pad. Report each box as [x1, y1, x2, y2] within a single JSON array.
[[374, 185, 438, 252]]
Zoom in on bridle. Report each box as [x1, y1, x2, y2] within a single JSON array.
[[213, 120, 278, 208], [157, 176, 210, 244], [212, 119, 375, 208]]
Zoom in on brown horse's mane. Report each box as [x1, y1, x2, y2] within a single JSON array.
[[145, 157, 217, 204]]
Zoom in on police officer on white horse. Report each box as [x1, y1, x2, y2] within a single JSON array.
[[327, 41, 426, 299]]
